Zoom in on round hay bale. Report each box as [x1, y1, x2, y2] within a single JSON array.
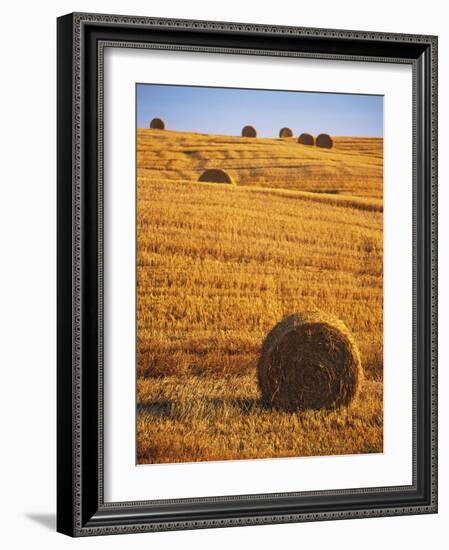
[[241, 125, 257, 138], [257, 312, 362, 412], [316, 133, 333, 149], [150, 117, 165, 130], [279, 127, 293, 138], [198, 169, 234, 184], [298, 133, 315, 146]]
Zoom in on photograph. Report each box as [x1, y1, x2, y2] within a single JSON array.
[[135, 83, 384, 465]]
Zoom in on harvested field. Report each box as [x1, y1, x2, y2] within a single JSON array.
[[137, 129, 383, 197], [136, 129, 383, 464]]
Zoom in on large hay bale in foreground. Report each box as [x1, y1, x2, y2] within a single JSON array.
[[258, 312, 362, 412], [316, 133, 333, 149], [241, 125, 257, 138], [198, 169, 234, 184], [298, 133, 314, 145], [150, 117, 165, 130], [279, 127, 293, 138]]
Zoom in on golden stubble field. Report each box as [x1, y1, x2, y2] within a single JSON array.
[[136, 129, 383, 464]]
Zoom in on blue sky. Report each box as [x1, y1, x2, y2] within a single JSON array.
[[136, 84, 383, 137]]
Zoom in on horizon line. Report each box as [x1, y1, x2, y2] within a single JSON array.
[[136, 127, 383, 139]]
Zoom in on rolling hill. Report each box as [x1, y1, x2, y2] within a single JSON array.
[[136, 129, 383, 464]]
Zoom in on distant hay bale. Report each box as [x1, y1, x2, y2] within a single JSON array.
[[298, 133, 314, 145], [279, 127, 293, 138], [198, 169, 234, 184], [241, 125, 257, 138], [257, 312, 362, 412], [316, 133, 333, 149], [150, 118, 165, 130]]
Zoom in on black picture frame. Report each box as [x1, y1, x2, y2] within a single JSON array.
[[57, 12, 438, 537]]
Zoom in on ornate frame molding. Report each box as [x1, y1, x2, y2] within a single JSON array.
[[57, 12, 438, 537]]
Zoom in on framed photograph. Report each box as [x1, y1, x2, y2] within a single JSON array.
[[57, 12, 438, 536]]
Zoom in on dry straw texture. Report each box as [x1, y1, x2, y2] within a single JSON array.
[[298, 133, 315, 145], [242, 125, 257, 137], [316, 133, 333, 149], [136, 130, 383, 463], [199, 168, 234, 184], [258, 312, 362, 412], [279, 127, 293, 138], [150, 117, 165, 130], [137, 129, 383, 197]]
